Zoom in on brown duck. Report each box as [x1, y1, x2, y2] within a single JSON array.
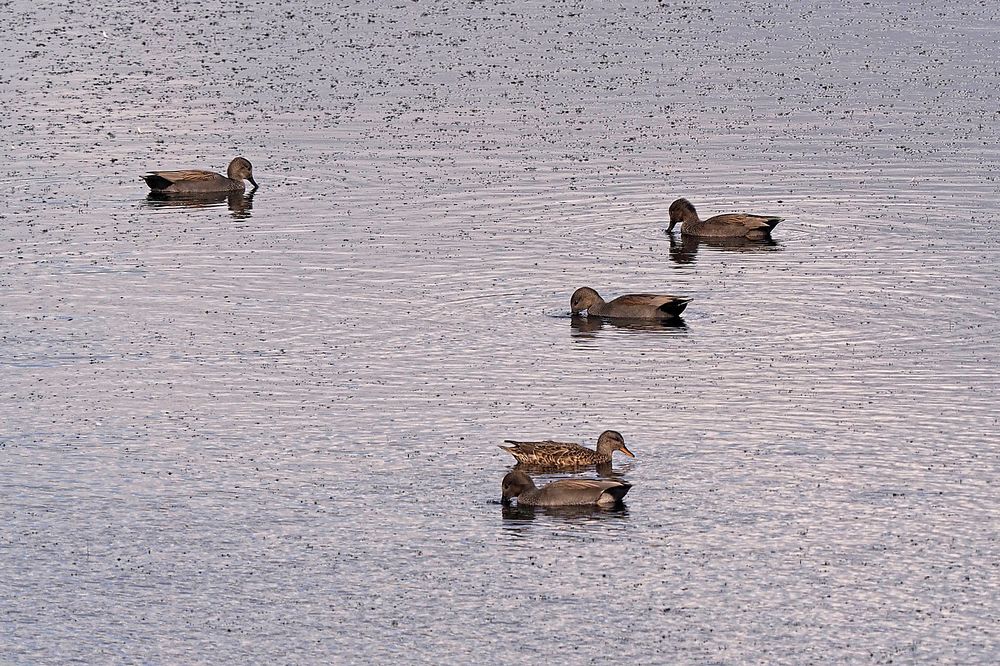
[[500, 430, 635, 467], [501, 470, 632, 507], [571, 287, 691, 319], [142, 157, 258, 193], [667, 198, 781, 239]]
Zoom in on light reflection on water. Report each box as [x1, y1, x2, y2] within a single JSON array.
[[2, 0, 999, 663]]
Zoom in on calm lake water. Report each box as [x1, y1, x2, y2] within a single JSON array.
[[2, 0, 999, 663]]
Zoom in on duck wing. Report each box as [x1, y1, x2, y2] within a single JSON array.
[[536, 478, 632, 506], [142, 169, 228, 191], [613, 294, 692, 316], [500, 440, 592, 464], [706, 213, 782, 232]]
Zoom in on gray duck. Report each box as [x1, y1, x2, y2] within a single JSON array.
[[667, 197, 781, 239], [501, 470, 632, 507], [571, 287, 691, 319], [142, 157, 258, 193]]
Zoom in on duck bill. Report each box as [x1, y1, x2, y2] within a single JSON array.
[[621, 445, 636, 458], [248, 177, 259, 190], [666, 220, 678, 233], [501, 496, 512, 506]]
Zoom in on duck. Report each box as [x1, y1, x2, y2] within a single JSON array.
[[571, 287, 691, 319], [142, 157, 258, 193], [499, 430, 635, 467], [501, 470, 632, 507], [667, 197, 781, 239]]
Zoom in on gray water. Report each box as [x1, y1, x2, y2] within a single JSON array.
[[2, 0, 999, 663]]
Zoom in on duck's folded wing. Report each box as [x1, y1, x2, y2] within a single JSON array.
[[502, 439, 570, 449], [746, 213, 783, 230], [543, 478, 631, 504], [716, 213, 781, 231], [615, 294, 691, 308], [555, 479, 624, 491], [145, 169, 218, 185]]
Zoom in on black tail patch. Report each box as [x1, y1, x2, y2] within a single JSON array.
[[660, 299, 691, 316], [142, 174, 173, 190], [605, 483, 632, 502]]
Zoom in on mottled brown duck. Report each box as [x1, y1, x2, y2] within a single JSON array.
[[500, 430, 634, 467], [142, 157, 258, 193], [667, 197, 781, 239], [570, 287, 691, 319], [500, 470, 632, 507]]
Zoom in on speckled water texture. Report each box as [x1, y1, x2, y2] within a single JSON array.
[[2, 0, 999, 663]]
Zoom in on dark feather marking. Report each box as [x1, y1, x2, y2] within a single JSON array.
[[142, 174, 174, 189], [604, 484, 632, 502], [659, 299, 690, 316]]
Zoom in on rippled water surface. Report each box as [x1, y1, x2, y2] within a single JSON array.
[[2, 0, 999, 663]]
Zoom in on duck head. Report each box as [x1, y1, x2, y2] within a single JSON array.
[[570, 287, 602, 315], [597, 430, 635, 458], [667, 197, 698, 232], [501, 470, 536, 505], [227, 156, 258, 190]]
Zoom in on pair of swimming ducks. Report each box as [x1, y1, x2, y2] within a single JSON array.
[[570, 196, 782, 320], [500, 430, 636, 507], [141, 157, 781, 239]]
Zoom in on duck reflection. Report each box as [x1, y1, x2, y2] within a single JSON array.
[[509, 461, 628, 480], [667, 232, 781, 265], [501, 503, 630, 523], [570, 314, 686, 335], [145, 190, 255, 219]]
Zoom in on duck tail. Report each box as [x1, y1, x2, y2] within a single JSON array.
[[142, 174, 172, 190], [660, 298, 692, 317], [604, 483, 632, 503]]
